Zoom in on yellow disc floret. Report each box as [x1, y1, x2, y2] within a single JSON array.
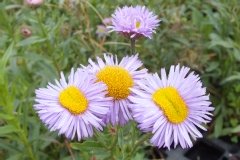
[[59, 86, 88, 115], [152, 87, 188, 124], [136, 21, 141, 29], [97, 66, 133, 100]]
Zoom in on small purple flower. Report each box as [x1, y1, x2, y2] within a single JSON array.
[[109, 6, 160, 39], [96, 25, 109, 38], [34, 68, 112, 140], [129, 65, 214, 149]]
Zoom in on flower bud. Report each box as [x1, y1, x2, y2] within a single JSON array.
[[20, 26, 32, 38], [25, 0, 43, 7]]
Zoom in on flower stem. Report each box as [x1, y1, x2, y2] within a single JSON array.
[[130, 38, 135, 54], [18, 130, 36, 160], [64, 138, 75, 160]]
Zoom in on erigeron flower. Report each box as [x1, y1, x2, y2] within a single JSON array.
[[109, 6, 160, 39], [34, 68, 112, 140], [96, 25, 109, 38], [87, 54, 147, 125], [129, 65, 214, 149]]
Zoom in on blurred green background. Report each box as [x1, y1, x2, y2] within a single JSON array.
[[0, 0, 240, 159]]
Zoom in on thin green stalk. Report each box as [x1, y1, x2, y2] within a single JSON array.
[[130, 38, 136, 54], [18, 129, 36, 160], [104, 41, 131, 46], [84, 0, 104, 22], [64, 138, 75, 160]]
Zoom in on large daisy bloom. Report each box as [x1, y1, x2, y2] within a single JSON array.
[[129, 65, 214, 149], [87, 54, 148, 125], [109, 6, 160, 39], [34, 69, 112, 140]]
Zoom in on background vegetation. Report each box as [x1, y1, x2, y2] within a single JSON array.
[[0, 0, 240, 159]]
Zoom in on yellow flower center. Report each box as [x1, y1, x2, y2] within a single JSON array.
[[152, 87, 188, 124], [135, 21, 141, 29], [59, 86, 88, 115], [97, 66, 133, 100]]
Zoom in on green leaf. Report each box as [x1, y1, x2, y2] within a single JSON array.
[[0, 43, 15, 69], [231, 125, 240, 133], [16, 36, 47, 47], [206, 62, 219, 72], [214, 114, 223, 137], [0, 113, 14, 120], [6, 154, 22, 160], [220, 73, 240, 84], [70, 141, 105, 151], [0, 43, 15, 85], [209, 33, 234, 48], [117, 127, 124, 149], [0, 125, 18, 137], [0, 9, 12, 32], [231, 136, 238, 143], [233, 49, 240, 61], [132, 153, 145, 160], [0, 139, 20, 153]]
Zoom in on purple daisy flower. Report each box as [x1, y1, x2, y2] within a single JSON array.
[[109, 6, 160, 39], [96, 25, 109, 38], [129, 65, 214, 149], [34, 68, 112, 140], [87, 54, 148, 125]]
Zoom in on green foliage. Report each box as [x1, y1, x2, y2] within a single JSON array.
[[0, 0, 240, 159]]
